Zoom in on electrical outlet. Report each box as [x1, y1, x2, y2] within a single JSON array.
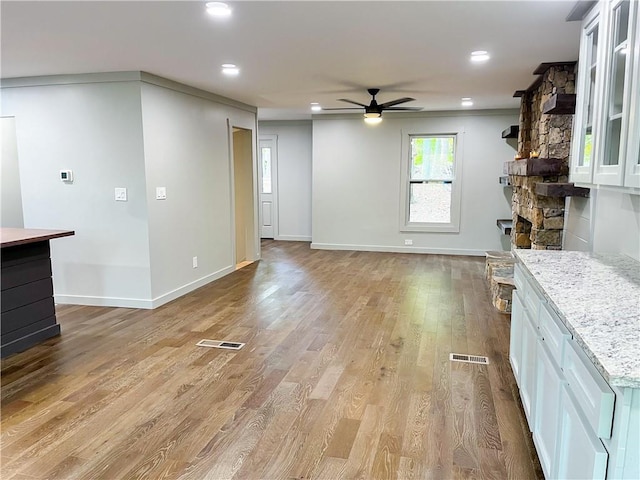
[[192, 256, 198, 268], [404, 239, 413, 246], [156, 187, 167, 200], [115, 187, 127, 202]]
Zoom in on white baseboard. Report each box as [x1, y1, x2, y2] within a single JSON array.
[[310, 242, 486, 256], [54, 265, 236, 310], [274, 235, 312, 242], [150, 266, 235, 308], [54, 295, 154, 309]]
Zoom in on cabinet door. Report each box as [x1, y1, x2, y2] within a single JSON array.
[[571, 6, 602, 184], [533, 338, 565, 479], [510, 291, 524, 386], [556, 385, 608, 480], [520, 307, 538, 428], [624, 0, 640, 188], [594, 0, 634, 185]]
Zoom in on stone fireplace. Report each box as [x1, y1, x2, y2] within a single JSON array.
[[506, 62, 588, 250], [488, 62, 590, 312]]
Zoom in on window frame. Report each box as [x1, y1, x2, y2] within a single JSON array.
[[399, 129, 464, 233]]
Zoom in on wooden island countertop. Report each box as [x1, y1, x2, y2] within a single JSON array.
[[1, 228, 75, 248]]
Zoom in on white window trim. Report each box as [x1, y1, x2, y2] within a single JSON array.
[[399, 128, 464, 233]]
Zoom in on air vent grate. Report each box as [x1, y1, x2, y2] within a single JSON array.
[[450, 353, 489, 365], [196, 339, 245, 350]]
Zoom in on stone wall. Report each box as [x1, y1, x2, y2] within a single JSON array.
[[511, 63, 576, 250], [538, 65, 575, 160], [511, 174, 567, 250], [517, 64, 576, 160]]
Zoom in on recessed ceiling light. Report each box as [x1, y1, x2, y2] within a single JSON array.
[[206, 2, 232, 17], [311, 103, 322, 112], [470, 50, 490, 62], [222, 64, 239, 75], [461, 97, 474, 107]]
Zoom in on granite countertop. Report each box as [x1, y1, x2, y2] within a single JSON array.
[[515, 250, 640, 388]]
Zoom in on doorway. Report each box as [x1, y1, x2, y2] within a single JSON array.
[[232, 127, 256, 269], [258, 135, 278, 239]]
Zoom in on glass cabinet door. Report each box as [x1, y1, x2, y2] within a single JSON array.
[[571, 9, 602, 184], [624, 0, 640, 187], [595, 0, 633, 185]]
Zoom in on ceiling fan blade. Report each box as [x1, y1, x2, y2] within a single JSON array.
[[379, 97, 415, 108], [320, 107, 364, 111], [338, 98, 369, 107], [383, 106, 423, 111]]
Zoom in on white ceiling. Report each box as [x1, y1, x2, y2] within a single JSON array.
[[1, 1, 582, 120]]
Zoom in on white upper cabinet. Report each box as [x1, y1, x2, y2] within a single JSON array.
[[571, 0, 640, 189]]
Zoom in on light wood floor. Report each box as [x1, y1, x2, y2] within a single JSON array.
[[1, 241, 542, 479]]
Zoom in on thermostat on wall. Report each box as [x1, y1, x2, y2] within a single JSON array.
[[60, 170, 73, 183]]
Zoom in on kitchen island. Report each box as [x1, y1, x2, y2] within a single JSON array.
[[1, 228, 74, 357]]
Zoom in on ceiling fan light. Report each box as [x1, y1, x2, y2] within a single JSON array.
[[364, 112, 381, 119], [364, 116, 382, 125]]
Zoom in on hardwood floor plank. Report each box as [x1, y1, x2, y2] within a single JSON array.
[[0, 241, 542, 480], [324, 417, 361, 459]]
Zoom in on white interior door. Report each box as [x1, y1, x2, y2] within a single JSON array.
[[259, 135, 278, 239]]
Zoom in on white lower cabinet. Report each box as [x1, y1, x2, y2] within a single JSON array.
[[520, 307, 538, 428], [533, 338, 565, 478], [556, 385, 609, 479], [509, 291, 524, 387], [509, 262, 637, 479]]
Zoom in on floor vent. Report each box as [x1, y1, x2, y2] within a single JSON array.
[[449, 353, 489, 365], [196, 339, 245, 350]]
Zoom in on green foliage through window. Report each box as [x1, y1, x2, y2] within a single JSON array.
[[410, 136, 455, 180]]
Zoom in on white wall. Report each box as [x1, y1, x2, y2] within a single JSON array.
[[311, 111, 518, 255], [2, 73, 258, 308], [140, 82, 257, 303], [565, 189, 640, 261], [1, 79, 153, 305], [1, 117, 24, 227], [258, 121, 312, 241]]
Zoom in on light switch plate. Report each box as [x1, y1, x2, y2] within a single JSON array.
[[156, 187, 167, 200], [115, 187, 128, 202]]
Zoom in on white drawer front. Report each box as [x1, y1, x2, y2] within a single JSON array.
[[514, 263, 541, 322], [514, 263, 526, 292], [539, 303, 571, 368], [563, 340, 615, 439], [523, 277, 542, 322]]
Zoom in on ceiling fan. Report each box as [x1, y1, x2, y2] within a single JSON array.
[[322, 88, 422, 122]]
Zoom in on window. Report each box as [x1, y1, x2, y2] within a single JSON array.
[[261, 146, 272, 193], [400, 131, 462, 232]]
